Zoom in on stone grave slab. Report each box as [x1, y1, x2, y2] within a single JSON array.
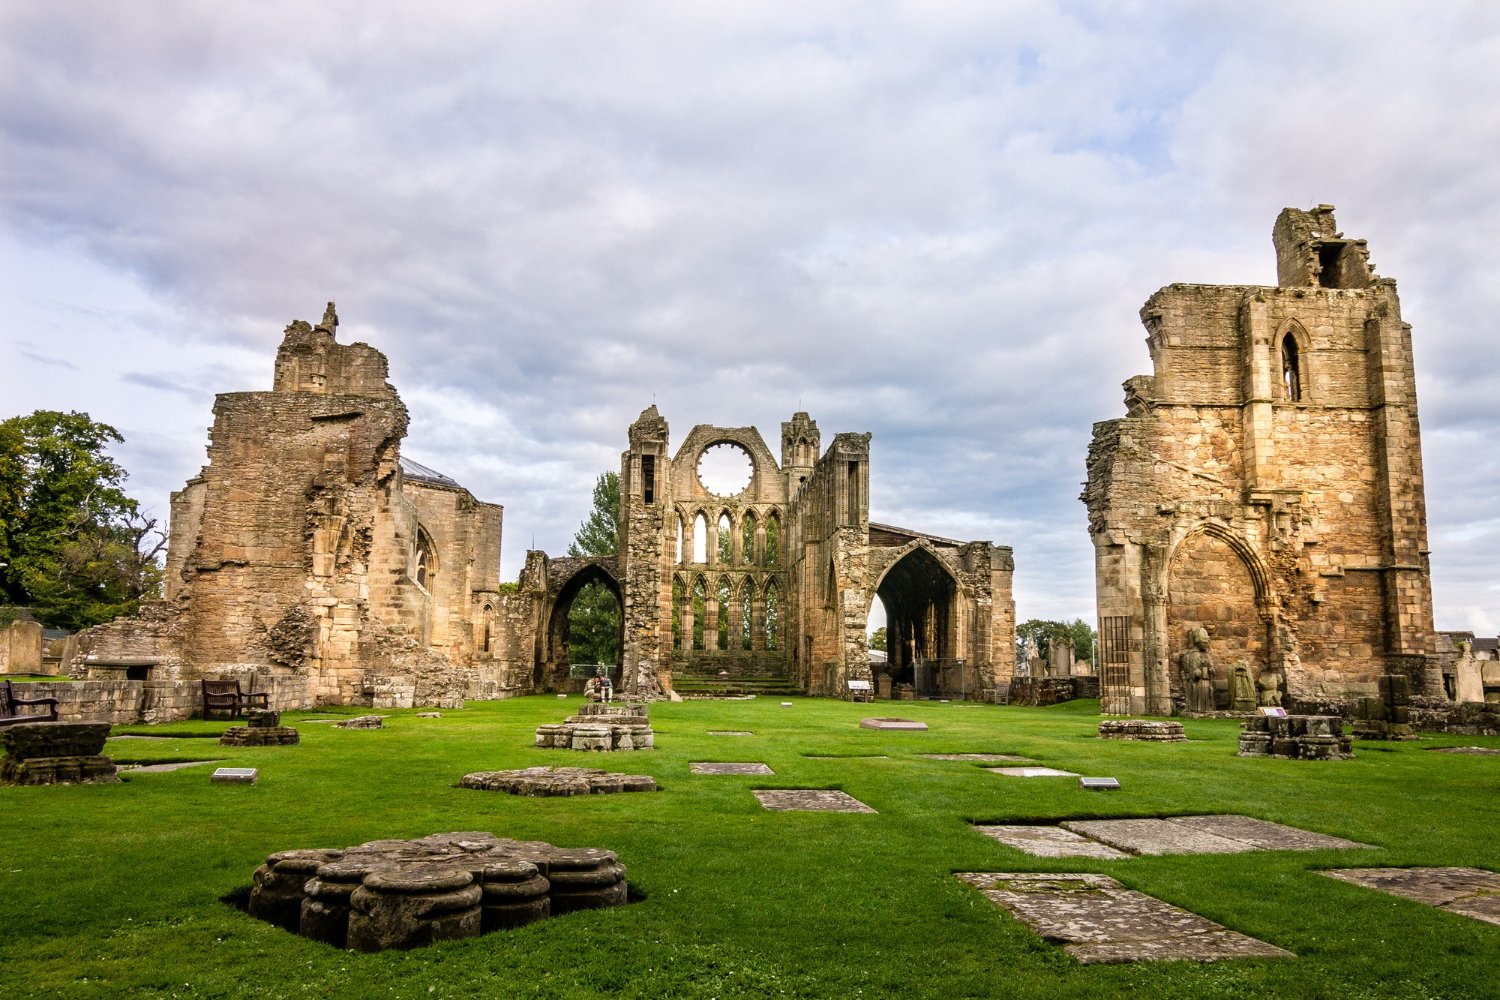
[[859, 717, 928, 731], [956, 872, 1292, 964], [1428, 746, 1500, 755], [690, 762, 773, 775], [753, 789, 876, 813], [1169, 815, 1371, 852], [921, 753, 1035, 763], [334, 716, 385, 729], [974, 825, 1130, 859], [460, 766, 655, 796], [119, 759, 224, 774], [707, 730, 754, 736], [989, 767, 1080, 778], [1319, 868, 1500, 926], [212, 767, 259, 784], [802, 754, 889, 760], [1061, 819, 1255, 856]]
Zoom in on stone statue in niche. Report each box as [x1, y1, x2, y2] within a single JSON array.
[[1256, 668, 1284, 707], [1177, 627, 1216, 715], [1229, 660, 1256, 712]]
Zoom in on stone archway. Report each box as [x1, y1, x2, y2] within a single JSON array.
[[873, 545, 959, 697], [540, 563, 623, 692], [1165, 527, 1269, 710]]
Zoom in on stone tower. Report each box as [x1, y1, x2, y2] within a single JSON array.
[[1083, 206, 1438, 716]]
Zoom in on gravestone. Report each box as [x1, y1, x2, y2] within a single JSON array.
[[1320, 867, 1500, 926], [1098, 720, 1185, 742], [334, 716, 385, 730], [753, 789, 876, 813], [859, 717, 928, 731], [212, 767, 259, 784], [690, 762, 774, 775]]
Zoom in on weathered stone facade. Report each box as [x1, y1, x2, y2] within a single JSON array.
[[515, 407, 1015, 698], [71, 305, 515, 710], [1084, 207, 1439, 717]]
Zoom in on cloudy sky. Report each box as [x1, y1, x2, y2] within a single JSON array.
[[3, 2, 1498, 631]]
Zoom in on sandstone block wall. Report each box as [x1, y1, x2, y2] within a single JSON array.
[[1084, 207, 1438, 717]]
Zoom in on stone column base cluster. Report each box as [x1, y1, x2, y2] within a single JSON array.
[[534, 702, 654, 751], [247, 831, 627, 951], [1238, 715, 1353, 760], [1097, 719, 1186, 742], [220, 709, 300, 747], [0, 722, 119, 785]]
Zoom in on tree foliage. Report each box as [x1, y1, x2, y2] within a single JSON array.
[[868, 626, 887, 651], [0, 411, 165, 630], [566, 472, 621, 665], [1015, 617, 1095, 666]]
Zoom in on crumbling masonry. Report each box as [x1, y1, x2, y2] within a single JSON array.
[[514, 408, 1016, 698], [73, 307, 514, 709], [1083, 207, 1439, 717]]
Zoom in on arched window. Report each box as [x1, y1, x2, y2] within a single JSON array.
[[739, 579, 754, 651], [1281, 331, 1303, 402], [675, 513, 684, 564], [481, 603, 493, 652], [414, 527, 436, 591], [716, 577, 732, 651], [691, 577, 707, 650], [741, 511, 757, 566], [692, 513, 708, 563], [671, 576, 684, 650], [764, 511, 781, 565], [717, 512, 732, 565], [765, 579, 781, 651]]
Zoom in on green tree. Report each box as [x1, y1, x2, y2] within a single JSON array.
[[868, 626, 887, 651], [0, 411, 165, 630], [565, 472, 622, 666]]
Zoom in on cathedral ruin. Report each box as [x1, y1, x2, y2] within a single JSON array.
[[1083, 206, 1440, 717], [69, 305, 1015, 714]]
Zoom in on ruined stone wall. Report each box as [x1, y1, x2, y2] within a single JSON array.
[[1085, 207, 1438, 717], [72, 305, 505, 710]]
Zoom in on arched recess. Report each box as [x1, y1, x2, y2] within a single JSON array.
[[413, 525, 437, 592], [873, 544, 959, 692], [1164, 524, 1272, 706], [540, 563, 623, 691], [1277, 319, 1311, 402]]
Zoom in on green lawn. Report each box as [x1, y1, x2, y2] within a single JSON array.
[[3, 696, 1497, 999]]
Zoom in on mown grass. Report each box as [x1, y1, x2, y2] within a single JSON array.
[[2, 696, 1497, 998]]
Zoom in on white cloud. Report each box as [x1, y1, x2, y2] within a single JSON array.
[[2, 1, 1497, 625]]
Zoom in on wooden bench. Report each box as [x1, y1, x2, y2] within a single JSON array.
[[202, 679, 270, 720], [847, 678, 874, 703], [0, 679, 60, 725]]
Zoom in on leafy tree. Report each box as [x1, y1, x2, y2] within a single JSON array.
[[565, 472, 622, 666], [868, 626, 887, 651], [0, 410, 165, 630]]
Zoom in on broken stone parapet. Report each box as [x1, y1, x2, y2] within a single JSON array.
[[459, 766, 657, 796], [1237, 715, 1353, 760], [534, 703, 654, 751], [1098, 720, 1186, 742], [247, 832, 628, 951], [0, 721, 119, 785]]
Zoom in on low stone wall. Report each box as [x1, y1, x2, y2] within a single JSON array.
[[1008, 677, 1079, 706], [17, 675, 313, 725]]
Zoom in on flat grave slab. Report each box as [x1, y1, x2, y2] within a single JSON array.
[[1319, 867, 1500, 926], [956, 872, 1293, 964], [802, 754, 889, 760], [1061, 819, 1256, 856], [211, 767, 259, 785], [119, 759, 224, 774], [1427, 746, 1500, 755], [690, 762, 774, 775], [860, 717, 928, 731], [1170, 815, 1371, 852], [973, 825, 1130, 859], [707, 730, 754, 736], [920, 753, 1035, 763], [753, 789, 876, 813], [460, 766, 657, 796], [989, 767, 1080, 778]]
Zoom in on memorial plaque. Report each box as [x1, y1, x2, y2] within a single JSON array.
[[212, 767, 259, 785], [1079, 776, 1121, 790]]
